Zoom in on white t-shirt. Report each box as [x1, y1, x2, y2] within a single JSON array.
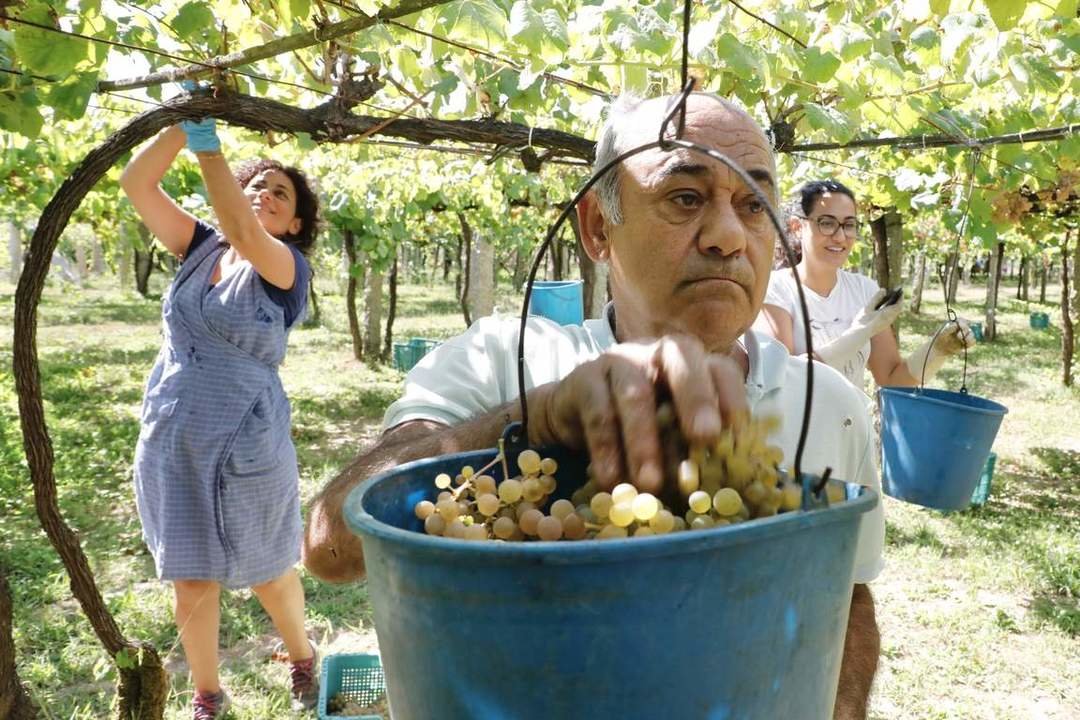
[[383, 308, 884, 584], [764, 269, 881, 389]]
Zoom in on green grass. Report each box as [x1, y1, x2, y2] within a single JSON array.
[[1, 273, 1077, 718]]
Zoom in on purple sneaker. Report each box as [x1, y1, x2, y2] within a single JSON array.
[[290, 644, 319, 711], [192, 689, 230, 720]]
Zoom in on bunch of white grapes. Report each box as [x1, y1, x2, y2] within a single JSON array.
[[412, 406, 843, 542]]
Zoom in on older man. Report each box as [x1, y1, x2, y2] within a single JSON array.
[[304, 93, 884, 719]]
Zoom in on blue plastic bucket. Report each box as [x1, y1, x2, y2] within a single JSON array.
[[345, 445, 877, 720], [880, 387, 1008, 511], [969, 321, 983, 342], [969, 451, 997, 507], [528, 280, 584, 325]]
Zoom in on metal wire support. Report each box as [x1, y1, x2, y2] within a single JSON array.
[[515, 0, 821, 487]]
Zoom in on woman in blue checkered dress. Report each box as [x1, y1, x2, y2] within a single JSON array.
[[122, 118, 320, 717]]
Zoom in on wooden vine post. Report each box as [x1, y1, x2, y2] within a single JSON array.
[[1063, 227, 1076, 387], [871, 208, 903, 341]]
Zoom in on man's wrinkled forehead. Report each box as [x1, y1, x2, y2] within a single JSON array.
[[619, 96, 774, 184]]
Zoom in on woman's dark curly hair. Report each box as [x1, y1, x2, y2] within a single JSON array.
[[234, 158, 321, 255]]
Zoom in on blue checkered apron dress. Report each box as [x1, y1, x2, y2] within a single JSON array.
[[133, 231, 302, 588]]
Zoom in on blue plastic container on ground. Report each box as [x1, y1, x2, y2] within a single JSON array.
[[880, 387, 1007, 511], [344, 445, 878, 720], [528, 280, 584, 325], [318, 653, 385, 720], [969, 321, 983, 342], [1029, 312, 1050, 329]]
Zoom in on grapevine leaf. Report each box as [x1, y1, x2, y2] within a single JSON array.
[[436, 0, 507, 48], [940, 13, 981, 64], [45, 71, 98, 121], [715, 33, 761, 81], [509, 1, 544, 55], [13, 6, 89, 76], [289, 0, 312, 24], [802, 102, 858, 143], [172, 2, 216, 42], [984, 0, 1028, 31], [799, 47, 841, 84], [540, 9, 568, 53], [0, 87, 44, 138]]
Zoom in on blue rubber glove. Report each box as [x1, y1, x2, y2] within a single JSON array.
[[179, 80, 221, 153], [180, 117, 221, 153]]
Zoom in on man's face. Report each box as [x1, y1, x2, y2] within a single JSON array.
[[601, 97, 778, 352]]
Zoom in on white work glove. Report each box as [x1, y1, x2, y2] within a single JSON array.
[[816, 289, 904, 369], [905, 317, 977, 384]]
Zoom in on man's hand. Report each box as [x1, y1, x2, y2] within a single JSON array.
[[529, 334, 748, 494]]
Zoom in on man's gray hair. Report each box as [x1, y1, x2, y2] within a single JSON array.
[[591, 92, 757, 226]]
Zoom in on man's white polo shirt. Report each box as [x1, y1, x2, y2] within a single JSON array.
[[383, 311, 884, 583]]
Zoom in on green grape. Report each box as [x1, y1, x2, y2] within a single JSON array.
[[540, 474, 557, 494], [826, 483, 846, 504], [671, 516, 688, 532], [424, 514, 446, 536], [498, 478, 523, 503], [519, 508, 543, 536], [725, 456, 754, 490], [445, 519, 467, 539], [690, 515, 715, 530], [634, 526, 655, 537], [540, 457, 558, 475], [688, 490, 712, 514], [649, 509, 675, 534], [712, 432, 734, 459], [590, 492, 614, 520], [461, 515, 474, 526], [414, 500, 435, 520], [712, 488, 742, 516], [474, 474, 497, 495], [563, 513, 587, 540], [575, 505, 596, 523], [436, 491, 452, 503], [464, 524, 488, 541], [434, 473, 452, 489], [780, 483, 801, 511], [436, 499, 459, 521], [461, 465, 475, 479], [517, 449, 542, 476], [689, 445, 707, 466], [632, 493, 660, 521], [611, 483, 638, 504], [493, 516, 517, 539], [550, 499, 575, 520], [522, 477, 544, 503], [743, 480, 767, 507], [597, 524, 628, 540], [476, 493, 500, 517], [515, 501, 537, 519], [655, 402, 675, 428], [677, 460, 700, 495], [537, 515, 564, 541], [609, 501, 635, 527]]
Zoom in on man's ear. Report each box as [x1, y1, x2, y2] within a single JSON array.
[[577, 191, 610, 263]]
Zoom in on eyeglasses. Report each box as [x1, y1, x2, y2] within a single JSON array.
[[799, 214, 859, 238]]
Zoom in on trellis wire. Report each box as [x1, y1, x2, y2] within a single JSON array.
[[515, 73, 821, 486]]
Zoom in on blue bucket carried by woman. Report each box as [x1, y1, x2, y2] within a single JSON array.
[[528, 280, 584, 325], [879, 387, 1007, 511]]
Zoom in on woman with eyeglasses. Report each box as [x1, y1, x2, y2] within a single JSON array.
[[754, 179, 973, 391]]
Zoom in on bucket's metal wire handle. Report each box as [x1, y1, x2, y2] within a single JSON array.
[[515, 0, 823, 494]]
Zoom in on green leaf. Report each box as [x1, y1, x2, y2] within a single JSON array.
[[436, 0, 507, 48], [715, 33, 761, 81], [540, 9, 568, 53], [172, 2, 215, 42], [115, 647, 137, 670], [0, 87, 44, 138], [836, 26, 874, 61], [13, 6, 89, 76], [1055, 0, 1079, 17], [799, 47, 841, 84], [509, 1, 544, 55], [45, 71, 98, 120], [802, 102, 858, 143], [289, 0, 311, 24], [620, 63, 647, 94], [929, 0, 951, 15], [984, 0, 1028, 31], [909, 26, 939, 50], [940, 13, 981, 63]]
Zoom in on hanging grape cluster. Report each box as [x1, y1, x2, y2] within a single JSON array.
[[413, 405, 842, 541]]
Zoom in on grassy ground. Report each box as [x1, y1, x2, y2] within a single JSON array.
[[1, 272, 1077, 718]]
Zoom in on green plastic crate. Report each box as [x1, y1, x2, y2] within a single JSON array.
[[318, 653, 386, 720], [393, 338, 441, 372]]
